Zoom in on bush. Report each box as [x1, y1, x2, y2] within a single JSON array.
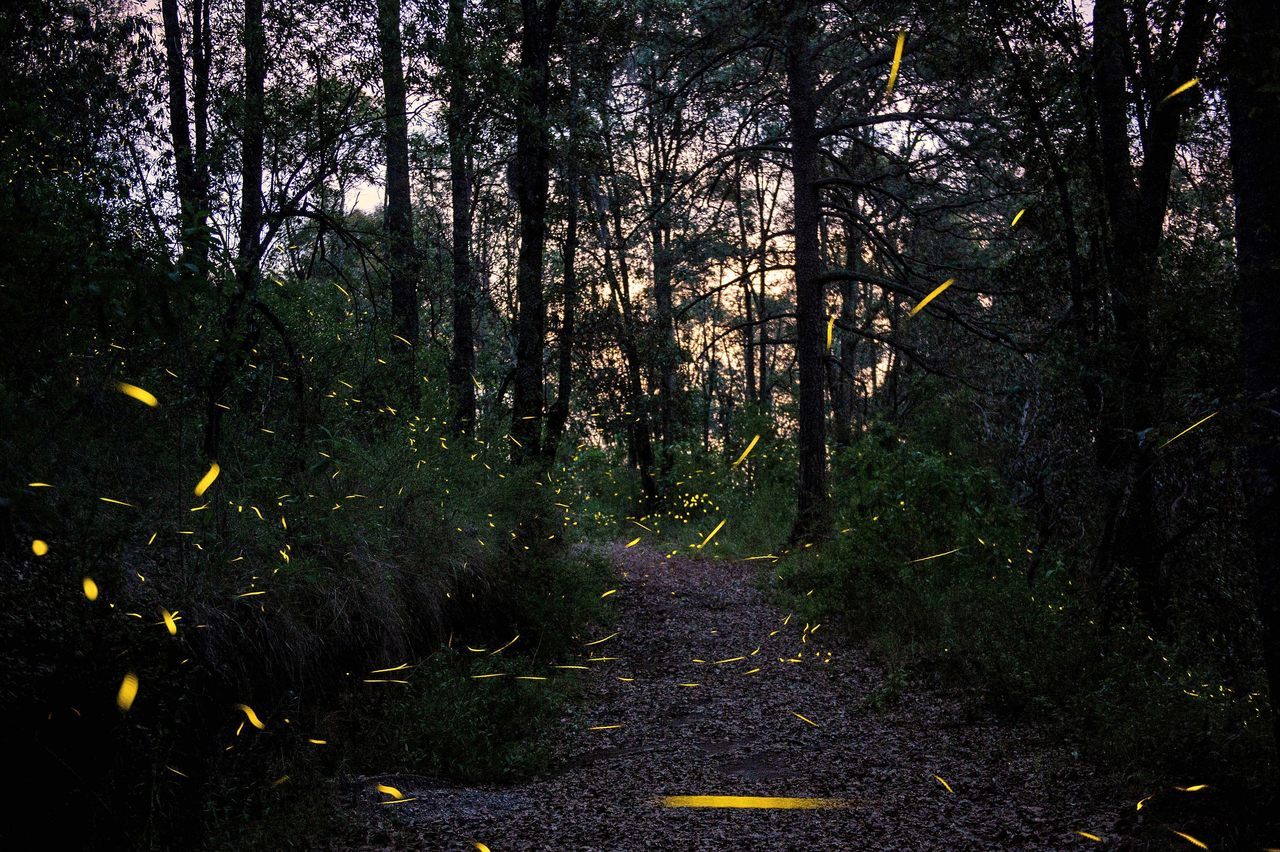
[[773, 425, 1272, 779]]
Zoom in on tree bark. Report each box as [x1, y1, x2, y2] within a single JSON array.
[[1226, 0, 1280, 755], [784, 2, 829, 543], [446, 0, 476, 433], [376, 0, 420, 389], [647, 79, 679, 468], [160, 0, 200, 272], [510, 0, 562, 459], [1089, 0, 1210, 626]]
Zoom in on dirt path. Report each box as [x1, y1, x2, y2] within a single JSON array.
[[339, 544, 1129, 850]]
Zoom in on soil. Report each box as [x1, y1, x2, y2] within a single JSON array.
[[334, 543, 1138, 851]]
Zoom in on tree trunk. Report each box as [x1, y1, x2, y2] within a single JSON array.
[[648, 99, 678, 468], [376, 0, 420, 393], [784, 2, 829, 543], [830, 224, 857, 448], [446, 0, 476, 433], [1089, 0, 1209, 626], [734, 170, 757, 405], [1226, 0, 1280, 755], [160, 0, 199, 271], [510, 0, 562, 459], [543, 167, 579, 459]]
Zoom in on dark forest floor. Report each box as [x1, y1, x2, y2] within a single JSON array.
[[331, 543, 1140, 850]]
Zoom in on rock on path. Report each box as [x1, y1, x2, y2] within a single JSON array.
[[337, 544, 1129, 850]]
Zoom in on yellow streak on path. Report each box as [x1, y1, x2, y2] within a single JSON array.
[[663, 795, 846, 809]]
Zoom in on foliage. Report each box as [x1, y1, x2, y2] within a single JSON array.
[[773, 424, 1273, 781]]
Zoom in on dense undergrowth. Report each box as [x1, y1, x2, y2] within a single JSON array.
[[1, 341, 614, 849]]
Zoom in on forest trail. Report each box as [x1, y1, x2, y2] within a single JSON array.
[[338, 543, 1128, 850]]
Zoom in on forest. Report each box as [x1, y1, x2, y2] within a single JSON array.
[[1, 0, 1278, 848]]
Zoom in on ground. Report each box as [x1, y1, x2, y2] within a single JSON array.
[[334, 543, 1133, 850]]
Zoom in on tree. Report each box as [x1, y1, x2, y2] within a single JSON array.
[[1226, 0, 1280, 753], [376, 0, 420, 390], [783, 0, 829, 543], [510, 0, 563, 459], [445, 0, 477, 433], [1089, 0, 1212, 625]]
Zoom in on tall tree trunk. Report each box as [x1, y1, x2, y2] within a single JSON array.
[[830, 223, 858, 448], [734, 168, 756, 405], [510, 0, 562, 459], [648, 97, 678, 468], [1226, 0, 1280, 755], [1089, 0, 1209, 627], [543, 165, 579, 459], [377, 0, 420, 394], [446, 0, 476, 433], [785, 2, 829, 543], [160, 0, 200, 272], [203, 0, 265, 458]]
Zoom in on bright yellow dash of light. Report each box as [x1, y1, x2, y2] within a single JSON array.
[[886, 29, 906, 97], [308, 738, 327, 745], [584, 632, 619, 647], [1170, 830, 1209, 850], [1011, 208, 1026, 228], [664, 795, 845, 810], [369, 663, 413, 674], [732, 434, 760, 467], [589, 724, 623, 730], [698, 519, 727, 549], [117, 672, 138, 712], [792, 712, 819, 727], [601, 589, 618, 598], [1076, 831, 1103, 842], [626, 537, 642, 547], [193, 461, 220, 497], [910, 278, 954, 317], [99, 497, 134, 507], [472, 843, 491, 852], [1158, 411, 1218, 449], [1177, 784, 1210, 792], [28, 482, 53, 487], [908, 547, 960, 564], [235, 703, 266, 730], [826, 315, 836, 351], [162, 609, 177, 635], [933, 775, 954, 793], [471, 673, 505, 679], [31, 539, 48, 556], [116, 382, 158, 407], [1161, 78, 1200, 105], [376, 784, 405, 800], [83, 577, 99, 601]]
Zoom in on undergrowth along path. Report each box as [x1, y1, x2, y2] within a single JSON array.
[[341, 543, 1127, 850]]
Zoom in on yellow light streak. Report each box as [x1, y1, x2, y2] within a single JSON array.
[[886, 30, 906, 98], [663, 795, 846, 809], [909, 278, 954, 317]]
